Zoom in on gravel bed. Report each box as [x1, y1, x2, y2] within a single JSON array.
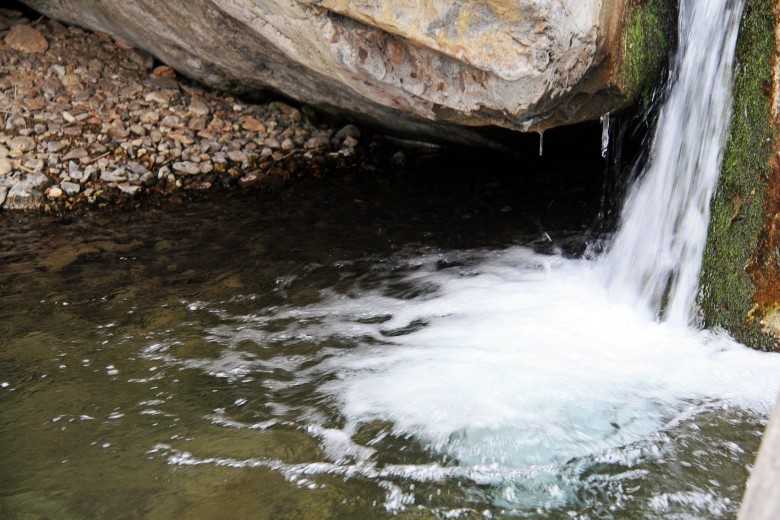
[[0, 8, 372, 212]]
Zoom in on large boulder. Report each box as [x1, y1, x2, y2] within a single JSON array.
[[21, 0, 675, 143]]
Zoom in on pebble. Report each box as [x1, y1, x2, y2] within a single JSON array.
[[60, 181, 81, 195], [9, 136, 35, 152], [172, 161, 200, 175], [240, 116, 266, 133], [0, 157, 11, 176], [226, 150, 248, 163], [0, 16, 367, 212], [63, 147, 88, 161], [5, 25, 49, 53], [48, 186, 63, 199], [100, 167, 127, 182]]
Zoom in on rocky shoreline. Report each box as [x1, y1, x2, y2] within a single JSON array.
[[0, 8, 380, 213]]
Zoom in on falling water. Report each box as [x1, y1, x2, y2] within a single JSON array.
[[604, 0, 744, 325]]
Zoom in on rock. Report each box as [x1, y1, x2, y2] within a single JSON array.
[[0, 157, 12, 176], [188, 96, 210, 116], [5, 172, 51, 209], [153, 65, 176, 78], [240, 116, 266, 133], [100, 167, 127, 182], [145, 91, 170, 105], [62, 147, 88, 161], [281, 138, 295, 151], [22, 0, 670, 143], [118, 184, 141, 195], [226, 150, 248, 163], [9, 136, 35, 152], [5, 25, 49, 53], [60, 181, 81, 195], [334, 124, 360, 141], [0, 186, 7, 208], [172, 161, 200, 175], [269, 101, 301, 121], [67, 160, 82, 179], [48, 185, 63, 198], [342, 136, 358, 148]]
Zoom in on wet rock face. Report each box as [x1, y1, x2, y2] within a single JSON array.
[[22, 0, 632, 142]]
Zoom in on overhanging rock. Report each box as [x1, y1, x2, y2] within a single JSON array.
[[22, 0, 674, 144]]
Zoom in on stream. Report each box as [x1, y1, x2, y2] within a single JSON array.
[[3, 0, 780, 518]]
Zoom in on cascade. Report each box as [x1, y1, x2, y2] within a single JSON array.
[[603, 0, 743, 325]]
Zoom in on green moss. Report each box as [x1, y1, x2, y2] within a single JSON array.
[[699, 0, 776, 350], [618, 0, 678, 107]]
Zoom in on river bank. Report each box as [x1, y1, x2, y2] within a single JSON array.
[[0, 7, 386, 214]]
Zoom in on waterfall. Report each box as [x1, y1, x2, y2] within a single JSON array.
[[604, 0, 743, 326]]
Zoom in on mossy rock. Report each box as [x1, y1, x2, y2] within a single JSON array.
[[699, 0, 779, 351]]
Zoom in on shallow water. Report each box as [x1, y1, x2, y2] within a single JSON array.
[[1, 152, 778, 519]]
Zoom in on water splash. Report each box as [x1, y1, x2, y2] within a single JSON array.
[[603, 0, 744, 325]]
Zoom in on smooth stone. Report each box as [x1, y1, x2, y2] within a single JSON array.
[[5, 25, 49, 53], [48, 185, 63, 198], [9, 136, 35, 152], [226, 150, 248, 163], [0, 157, 12, 176], [60, 181, 81, 195], [100, 167, 127, 182], [172, 161, 200, 175]]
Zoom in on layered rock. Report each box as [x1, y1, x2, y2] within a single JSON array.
[[21, 0, 674, 144]]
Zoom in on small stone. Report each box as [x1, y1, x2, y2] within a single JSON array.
[[63, 148, 88, 161], [343, 136, 359, 148], [60, 181, 81, 195], [60, 73, 82, 91], [9, 136, 35, 152], [119, 184, 141, 195], [0, 187, 7, 208], [226, 150, 248, 163], [62, 111, 76, 123], [265, 138, 281, 149], [153, 65, 176, 78], [67, 160, 82, 179], [5, 25, 48, 53], [62, 126, 82, 136], [305, 135, 330, 149], [172, 161, 200, 175], [0, 158, 12, 176], [334, 124, 361, 141], [187, 96, 210, 116], [47, 141, 65, 153], [199, 161, 213, 174], [48, 186, 63, 199], [140, 111, 159, 124], [269, 101, 302, 121], [101, 167, 127, 182], [169, 132, 194, 145], [130, 124, 146, 136], [240, 116, 266, 133], [23, 158, 44, 171], [108, 121, 129, 140], [281, 138, 295, 151], [160, 115, 181, 128], [145, 91, 170, 105]]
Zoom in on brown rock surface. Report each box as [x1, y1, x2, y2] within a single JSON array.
[[5, 24, 48, 53]]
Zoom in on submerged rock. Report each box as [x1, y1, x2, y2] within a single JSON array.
[[21, 0, 676, 144]]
